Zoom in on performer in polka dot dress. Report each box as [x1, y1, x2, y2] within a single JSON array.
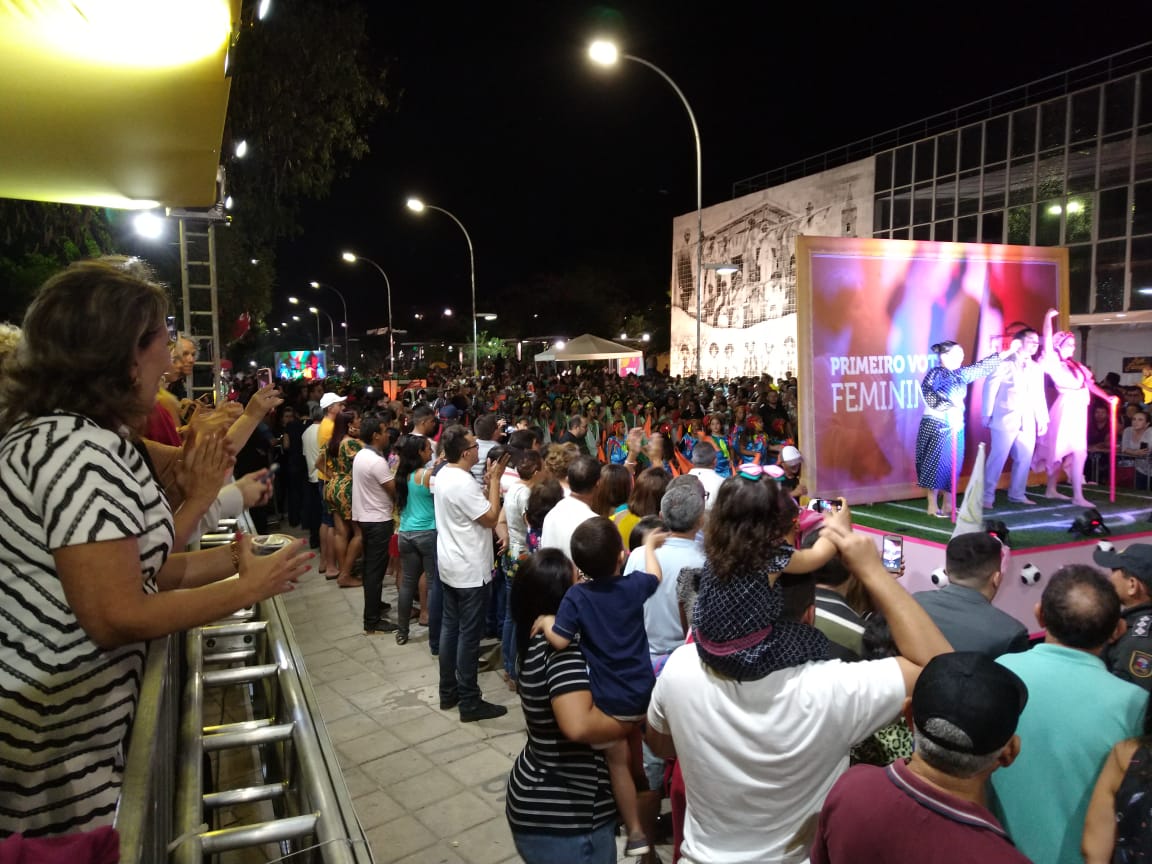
[[916, 338, 1020, 517]]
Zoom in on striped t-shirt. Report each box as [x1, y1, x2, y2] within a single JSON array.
[[505, 636, 616, 833], [0, 413, 173, 836]]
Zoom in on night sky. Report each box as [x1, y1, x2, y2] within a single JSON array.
[[275, 3, 1145, 343]]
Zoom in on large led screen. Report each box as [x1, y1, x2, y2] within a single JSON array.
[[274, 350, 328, 381]]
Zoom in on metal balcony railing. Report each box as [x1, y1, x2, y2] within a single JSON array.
[[116, 527, 372, 863]]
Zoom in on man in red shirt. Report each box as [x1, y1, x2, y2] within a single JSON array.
[[811, 652, 1032, 863]]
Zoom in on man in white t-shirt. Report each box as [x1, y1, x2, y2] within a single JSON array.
[[646, 526, 951, 864], [539, 454, 600, 561], [351, 415, 397, 635], [687, 441, 723, 512], [301, 405, 323, 549], [434, 425, 509, 722]]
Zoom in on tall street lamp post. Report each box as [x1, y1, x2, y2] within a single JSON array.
[[309, 280, 350, 372], [406, 198, 478, 376], [309, 306, 337, 361], [589, 39, 704, 379], [340, 253, 394, 377]]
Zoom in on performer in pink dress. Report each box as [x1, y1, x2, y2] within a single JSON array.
[[1034, 308, 1120, 505]]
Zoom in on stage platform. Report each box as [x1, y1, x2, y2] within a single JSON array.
[[850, 483, 1152, 632]]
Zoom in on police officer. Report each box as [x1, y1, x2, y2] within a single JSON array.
[[1094, 542, 1152, 692]]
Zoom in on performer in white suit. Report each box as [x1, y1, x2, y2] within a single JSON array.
[[982, 328, 1049, 509]]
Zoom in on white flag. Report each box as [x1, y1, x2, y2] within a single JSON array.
[[953, 442, 986, 538]]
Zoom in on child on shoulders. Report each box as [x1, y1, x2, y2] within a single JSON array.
[[534, 517, 668, 858]]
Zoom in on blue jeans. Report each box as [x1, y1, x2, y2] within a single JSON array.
[[439, 581, 490, 710], [501, 574, 517, 680], [360, 521, 394, 631], [427, 566, 443, 655], [512, 822, 617, 864], [397, 530, 438, 640], [486, 564, 505, 638]]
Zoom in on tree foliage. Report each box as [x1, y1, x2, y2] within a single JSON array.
[[211, 0, 390, 354], [224, 0, 390, 250], [0, 202, 114, 321]]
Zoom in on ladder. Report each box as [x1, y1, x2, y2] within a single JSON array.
[[177, 217, 224, 404]]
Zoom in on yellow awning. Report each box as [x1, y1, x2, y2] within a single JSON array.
[[0, 0, 240, 209]]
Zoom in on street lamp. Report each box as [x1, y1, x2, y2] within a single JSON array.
[[311, 278, 351, 373], [589, 38, 704, 378], [308, 305, 336, 358], [339, 254, 392, 376], [406, 197, 478, 376]]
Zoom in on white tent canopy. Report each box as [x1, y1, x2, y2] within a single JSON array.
[[534, 333, 642, 363]]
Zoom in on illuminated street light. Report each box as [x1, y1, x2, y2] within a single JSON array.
[[234, 139, 248, 159], [408, 197, 479, 375], [312, 277, 350, 371], [589, 38, 704, 377], [338, 254, 390, 376]]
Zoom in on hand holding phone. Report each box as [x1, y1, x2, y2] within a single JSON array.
[[257, 367, 273, 389], [881, 534, 904, 573]]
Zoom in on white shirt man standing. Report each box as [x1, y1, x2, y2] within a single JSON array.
[[687, 441, 723, 512], [434, 425, 509, 722], [351, 415, 397, 635], [540, 455, 601, 560]]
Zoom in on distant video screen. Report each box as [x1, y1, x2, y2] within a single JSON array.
[[274, 350, 327, 381]]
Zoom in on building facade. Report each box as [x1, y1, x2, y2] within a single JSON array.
[[673, 43, 1152, 380]]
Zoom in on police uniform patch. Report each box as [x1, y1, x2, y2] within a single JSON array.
[[1134, 614, 1152, 638], [1129, 651, 1152, 679]]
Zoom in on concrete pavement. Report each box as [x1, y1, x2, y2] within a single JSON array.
[[281, 556, 673, 864]]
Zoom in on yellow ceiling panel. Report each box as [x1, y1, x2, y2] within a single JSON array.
[[0, 0, 241, 209]]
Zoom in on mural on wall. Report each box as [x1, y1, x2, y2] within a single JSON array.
[[669, 158, 875, 380]]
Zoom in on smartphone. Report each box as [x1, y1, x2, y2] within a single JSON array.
[[882, 534, 904, 573], [813, 498, 841, 513], [257, 367, 273, 388]]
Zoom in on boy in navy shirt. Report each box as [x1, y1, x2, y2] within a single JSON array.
[[535, 517, 666, 857]]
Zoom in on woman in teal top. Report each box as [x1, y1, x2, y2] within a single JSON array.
[[394, 434, 440, 648]]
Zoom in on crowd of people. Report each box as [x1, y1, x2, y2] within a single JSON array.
[[250, 359, 1149, 861], [1, 257, 1151, 863]]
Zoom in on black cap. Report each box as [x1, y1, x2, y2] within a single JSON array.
[[1093, 543, 1152, 590], [913, 652, 1028, 754]]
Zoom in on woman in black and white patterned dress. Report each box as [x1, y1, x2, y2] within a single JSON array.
[[915, 339, 1019, 517], [0, 259, 313, 837]]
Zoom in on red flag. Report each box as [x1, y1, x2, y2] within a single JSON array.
[[232, 311, 251, 340]]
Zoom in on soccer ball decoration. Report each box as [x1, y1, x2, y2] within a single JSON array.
[[1020, 563, 1042, 586]]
